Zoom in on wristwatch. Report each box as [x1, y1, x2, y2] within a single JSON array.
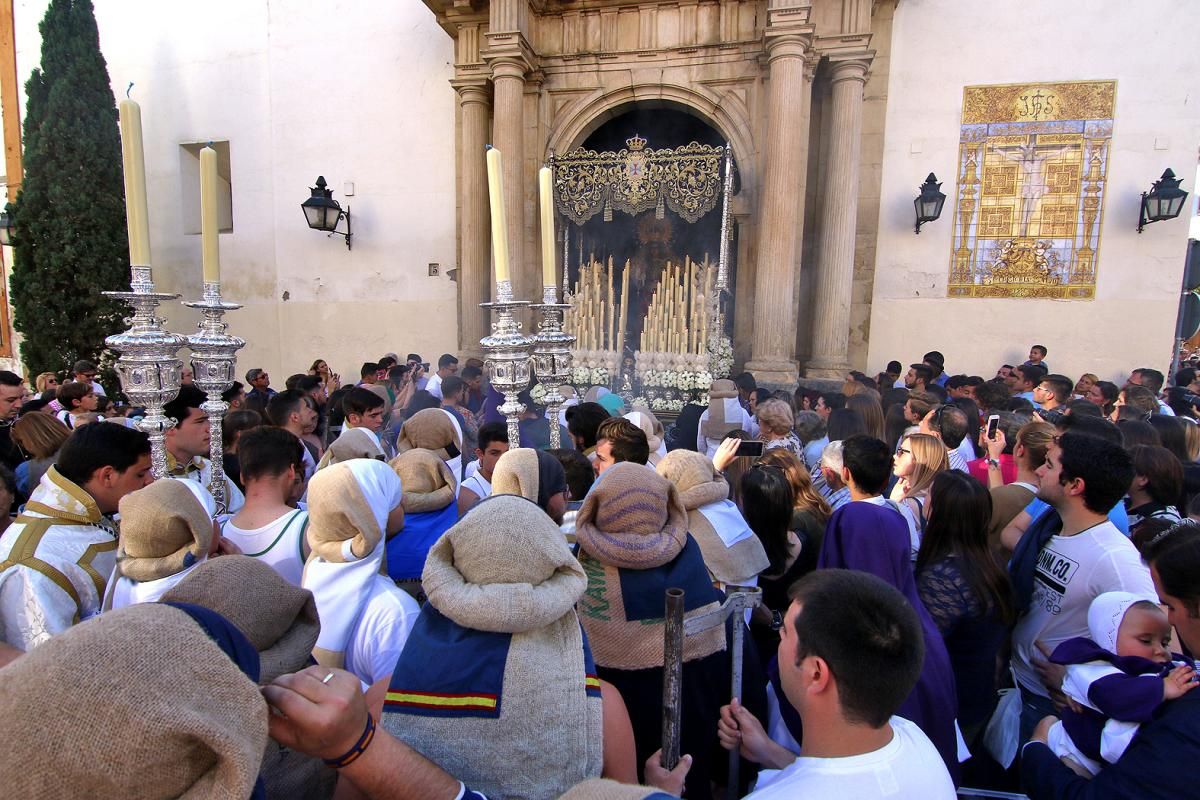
[[987, 458, 1001, 468]]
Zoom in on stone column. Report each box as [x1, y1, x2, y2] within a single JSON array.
[[454, 80, 492, 357], [489, 56, 527, 301], [806, 57, 871, 378], [746, 34, 813, 387]]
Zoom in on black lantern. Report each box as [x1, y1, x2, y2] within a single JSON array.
[[1138, 168, 1189, 233], [0, 207, 12, 247], [301, 175, 352, 249], [914, 173, 946, 234]]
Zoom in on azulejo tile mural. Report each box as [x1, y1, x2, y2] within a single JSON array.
[[948, 81, 1117, 299]]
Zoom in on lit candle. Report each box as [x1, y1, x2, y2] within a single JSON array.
[[119, 98, 151, 265], [538, 166, 556, 291], [617, 260, 630, 355], [199, 145, 220, 284], [485, 146, 510, 285]]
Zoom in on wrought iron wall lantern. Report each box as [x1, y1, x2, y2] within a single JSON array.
[[1138, 168, 1188, 233], [914, 173, 946, 234], [301, 175, 352, 249]]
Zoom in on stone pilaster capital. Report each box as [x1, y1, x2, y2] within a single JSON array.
[[826, 53, 873, 84], [450, 78, 491, 106], [763, 34, 811, 65], [483, 29, 534, 78]]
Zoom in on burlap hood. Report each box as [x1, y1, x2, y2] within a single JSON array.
[[657, 450, 770, 586], [703, 380, 744, 440], [422, 494, 586, 633], [391, 448, 455, 513], [656, 449, 729, 510], [491, 447, 567, 509], [116, 478, 215, 582], [575, 462, 689, 570], [161, 555, 320, 684], [559, 780, 663, 800], [709, 379, 738, 400], [396, 408, 463, 462], [0, 603, 267, 799], [306, 461, 388, 561], [317, 427, 385, 470]]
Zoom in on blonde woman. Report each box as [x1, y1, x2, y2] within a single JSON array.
[[34, 372, 59, 394], [758, 447, 832, 534], [889, 432, 949, 558], [11, 412, 70, 495], [756, 398, 803, 458]]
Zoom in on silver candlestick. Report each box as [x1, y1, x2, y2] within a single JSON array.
[[480, 279, 533, 449], [183, 281, 245, 514], [104, 265, 188, 480], [531, 285, 574, 449]]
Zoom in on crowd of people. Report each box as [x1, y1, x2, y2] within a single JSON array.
[[1, 344, 1199, 799]]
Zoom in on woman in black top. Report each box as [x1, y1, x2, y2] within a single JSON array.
[[915, 470, 1015, 743]]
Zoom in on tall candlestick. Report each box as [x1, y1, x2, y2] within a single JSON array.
[[617, 260, 629, 356], [199, 145, 221, 284], [485, 146, 510, 285], [119, 98, 151, 266], [538, 166, 556, 291], [607, 257, 614, 352]]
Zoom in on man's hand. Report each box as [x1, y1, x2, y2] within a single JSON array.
[[1164, 663, 1198, 700], [1033, 641, 1067, 706], [1031, 714, 1058, 745], [262, 666, 368, 761], [717, 698, 793, 770], [713, 437, 740, 472], [644, 750, 691, 797]]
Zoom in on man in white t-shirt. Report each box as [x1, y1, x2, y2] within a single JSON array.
[[425, 353, 459, 401], [220, 427, 310, 587], [690, 570, 955, 799], [457, 421, 508, 517], [1010, 430, 1155, 742]]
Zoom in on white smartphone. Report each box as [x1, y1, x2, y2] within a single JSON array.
[[985, 414, 1000, 441]]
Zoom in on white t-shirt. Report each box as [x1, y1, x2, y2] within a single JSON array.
[[221, 509, 309, 587], [461, 471, 492, 501], [426, 372, 444, 400], [343, 577, 421, 690], [1011, 520, 1155, 697], [747, 715, 956, 799]]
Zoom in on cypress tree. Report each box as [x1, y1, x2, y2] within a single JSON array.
[[9, 0, 129, 381]]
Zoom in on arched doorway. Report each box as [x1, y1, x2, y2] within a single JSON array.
[[557, 104, 740, 362]]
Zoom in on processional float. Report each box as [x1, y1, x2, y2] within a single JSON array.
[[105, 94, 242, 511]]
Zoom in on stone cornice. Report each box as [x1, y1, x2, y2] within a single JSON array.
[[483, 29, 536, 74]]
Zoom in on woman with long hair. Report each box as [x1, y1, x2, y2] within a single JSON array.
[[916, 470, 1015, 741], [846, 391, 884, 441], [757, 447, 831, 561], [11, 413, 69, 496], [889, 432, 949, 557], [825, 407, 866, 442], [307, 358, 341, 394], [1086, 380, 1119, 417], [740, 464, 805, 662]]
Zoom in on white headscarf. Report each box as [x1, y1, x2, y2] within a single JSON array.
[[106, 479, 217, 610], [303, 459, 403, 676], [1087, 590, 1159, 653], [624, 410, 668, 465]]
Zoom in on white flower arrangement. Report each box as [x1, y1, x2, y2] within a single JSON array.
[[591, 367, 609, 387], [572, 366, 591, 386], [530, 383, 548, 405]]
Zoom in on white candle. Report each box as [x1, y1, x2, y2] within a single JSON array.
[[538, 166, 556, 290], [199, 145, 220, 284], [486, 147, 510, 285], [119, 99, 151, 266]]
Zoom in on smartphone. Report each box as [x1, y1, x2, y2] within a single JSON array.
[[422, 362, 430, 371], [735, 440, 765, 458], [985, 414, 1000, 441]]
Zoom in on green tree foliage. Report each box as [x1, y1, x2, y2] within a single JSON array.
[[9, 0, 129, 381]]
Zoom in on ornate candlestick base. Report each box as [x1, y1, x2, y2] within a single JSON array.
[[481, 281, 533, 449], [184, 281, 246, 514], [104, 265, 188, 480], [531, 287, 575, 450]]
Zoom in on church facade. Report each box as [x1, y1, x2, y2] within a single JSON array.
[[1, 0, 1196, 384]]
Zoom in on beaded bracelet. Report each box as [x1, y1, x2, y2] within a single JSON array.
[[323, 713, 376, 769]]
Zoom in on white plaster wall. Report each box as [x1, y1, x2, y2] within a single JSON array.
[[10, 0, 457, 382], [868, 0, 1200, 384]]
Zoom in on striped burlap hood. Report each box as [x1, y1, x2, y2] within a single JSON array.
[[656, 449, 770, 586], [382, 494, 603, 800], [574, 463, 725, 671]]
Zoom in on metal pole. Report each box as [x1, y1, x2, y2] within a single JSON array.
[[727, 607, 746, 800], [661, 587, 685, 771]]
